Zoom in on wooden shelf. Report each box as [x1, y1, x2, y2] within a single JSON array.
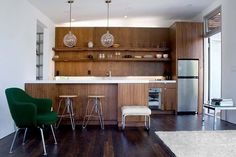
[[52, 58, 171, 62], [52, 47, 169, 52]]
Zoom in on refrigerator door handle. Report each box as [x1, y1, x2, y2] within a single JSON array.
[[178, 76, 199, 79]]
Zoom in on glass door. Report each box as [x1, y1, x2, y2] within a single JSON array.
[[204, 6, 222, 104], [208, 33, 221, 100]]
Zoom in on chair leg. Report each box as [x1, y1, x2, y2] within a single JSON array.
[[122, 115, 126, 130], [22, 128, 28, 145], [148, 115, 151, 130], [50, 125, 57, 145], [145, 115, 147, 128], [39, 128, 47, 156], [9, 128, 19, 153]]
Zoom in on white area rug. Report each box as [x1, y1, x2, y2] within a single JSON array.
[[156, 130, 236, 157]]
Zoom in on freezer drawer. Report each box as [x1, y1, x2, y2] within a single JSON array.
[[177, 78, 198, 112], [178, 60, 198, 77]]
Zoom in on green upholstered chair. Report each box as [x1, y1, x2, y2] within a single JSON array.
[[5, 87, 57, 156]]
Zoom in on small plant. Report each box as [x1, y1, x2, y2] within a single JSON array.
[[163, 71, 172, 80]]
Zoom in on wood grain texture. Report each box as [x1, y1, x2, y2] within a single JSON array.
[[25, 84, 58, 106], [163, 88, 176, 111], [55, 27, 169, 48], [25, 84, 118, 125], [175, 22, 203, 59], [117, 83, 149, 126], [1, 115, 236, 157], [169, 24, 177, 80], [54, 27, 171, 76], [169, 22, 203, 114], [149, 83, 176, 111], [55, 61, 171, 76]]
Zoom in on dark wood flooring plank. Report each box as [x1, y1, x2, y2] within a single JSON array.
[[1, 115, 236, 157]]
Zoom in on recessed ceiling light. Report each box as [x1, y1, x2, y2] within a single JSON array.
[[71, 19, 75, 21], [124, 15, 128, 18]]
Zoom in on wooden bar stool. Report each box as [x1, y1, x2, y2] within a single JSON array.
[[56, 95, 77, 130], [82, 95, 105, 129]]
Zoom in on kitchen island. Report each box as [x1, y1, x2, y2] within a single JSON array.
[[25, 76, 176, 127]]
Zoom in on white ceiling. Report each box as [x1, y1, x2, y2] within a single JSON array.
[[28, 0, 216, 27]]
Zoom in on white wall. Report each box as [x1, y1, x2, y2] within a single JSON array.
[[194, 0, 236, 124], [0, 0, 55, 139]]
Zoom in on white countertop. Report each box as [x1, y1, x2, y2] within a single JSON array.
[[26, 76, 176, 84]]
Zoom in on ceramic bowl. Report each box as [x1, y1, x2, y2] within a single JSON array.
[[113, 44, 120, 48], [163, 54, 168, 58], [156, 54, 162, 58]]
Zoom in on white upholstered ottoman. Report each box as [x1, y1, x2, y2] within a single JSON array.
[[121, 106, 151, 130]]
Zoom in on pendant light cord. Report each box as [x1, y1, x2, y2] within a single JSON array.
[[107, 2, 109, 31], [69, 1, 72, 31], [64, 0, 77, 48], [106, 0, 111, 31]]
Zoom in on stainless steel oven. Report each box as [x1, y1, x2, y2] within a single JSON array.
[[148, 88, 162, 109]]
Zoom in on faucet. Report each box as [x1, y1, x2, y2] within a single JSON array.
[[106, 70, 112, 77]]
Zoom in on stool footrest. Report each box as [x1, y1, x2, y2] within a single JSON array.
[[56, 96, 76, 130], [82, 96, 105, 129]]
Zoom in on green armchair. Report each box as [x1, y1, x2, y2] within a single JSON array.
[[5, 87, 57, 156]]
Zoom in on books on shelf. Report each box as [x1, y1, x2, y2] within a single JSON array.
[[211, 98, 234, 106], [220, 99, 234, 106]]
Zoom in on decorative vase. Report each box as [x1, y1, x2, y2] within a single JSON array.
[[88, 41, 93, 48]]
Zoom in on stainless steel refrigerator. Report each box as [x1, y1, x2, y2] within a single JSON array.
[[177, 59, 198, 113]]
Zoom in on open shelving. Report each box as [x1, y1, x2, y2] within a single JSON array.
[[52, 57, 170, 62], [52, 47, 170, 62], [52, 47, 170, 52]]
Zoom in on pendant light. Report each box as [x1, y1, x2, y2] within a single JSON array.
[[63, 0, 77, 48], [101, 0, 114, 47]]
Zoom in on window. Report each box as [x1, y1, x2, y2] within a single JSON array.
[[204, 6, 221, 37], [36, 32, 43, 80], [203, 6, 222, 105]]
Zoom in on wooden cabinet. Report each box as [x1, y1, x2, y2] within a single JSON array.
[[149, 83, 176, 111], [25, 82, 175, 127], [117, 83, 148, 126], [162, 85, 176, 111], [170, 22, 203, 79], [170, 22, 203, 113], [177, 23, 203, 59], [25, 83, 118, 125]]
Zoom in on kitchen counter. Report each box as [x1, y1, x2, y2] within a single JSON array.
[[26, 76, 176, 84], [25, 76, 176, 127]]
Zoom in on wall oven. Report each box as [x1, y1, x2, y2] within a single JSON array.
[[148, 88, 162, 109]]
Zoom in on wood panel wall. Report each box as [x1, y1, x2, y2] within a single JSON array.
[[25, 83, 118, 125], [54, 27, 171, 76], [117, 83, 148, 126], [169, 22, 204, 114], [55, 27, 169, 48], [25, 83, 150, 127], [55, 61, 169, 76]]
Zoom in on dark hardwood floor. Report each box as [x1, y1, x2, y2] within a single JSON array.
[[1, 115, 236, 157]]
